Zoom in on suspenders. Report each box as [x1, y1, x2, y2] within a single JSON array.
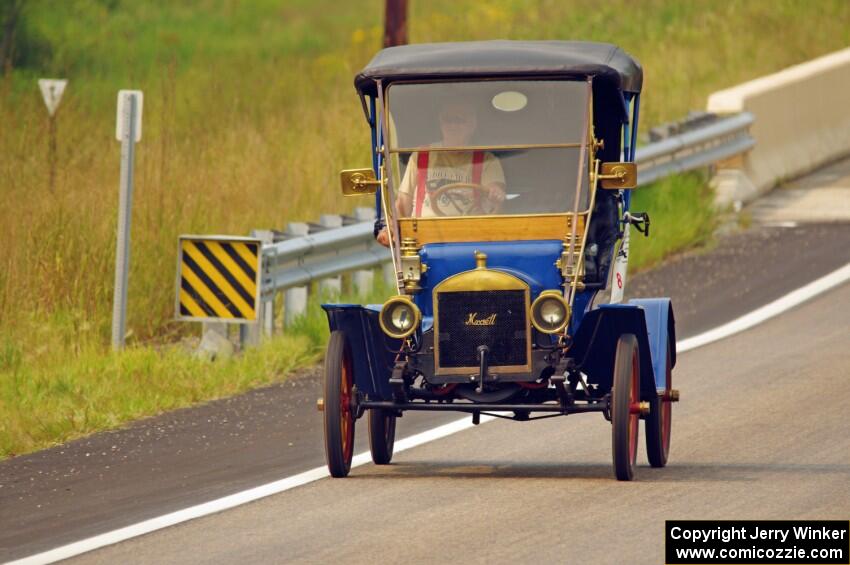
[[472, 150, 484, 184], [414, 152, 429, 218], [414, 151, 484, 217]]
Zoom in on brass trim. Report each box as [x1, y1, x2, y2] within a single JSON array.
[[340, 168, 381, 196], [530, 290, 571, 334], [435, 268, 528, 293], [400, 237, 418, 253], [398, 214, 587, 245], [399, 237, 424, 293], [598, 162, 637, 189], [377, 81, 404, 295], [565, 157, 598, 307], [562, 80, 593, 313], [433, 266, 532, 376], [389, 142, 585, 153], [379, 295, 422, 339], [405, 211, 590, 221], [474, 251, 487, 269]]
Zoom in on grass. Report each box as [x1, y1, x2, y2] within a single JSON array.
[[0, 0, 848, 458], [629, 172, 716, 270], [0, 333, 315, 458], [0, 278, 393, 458]]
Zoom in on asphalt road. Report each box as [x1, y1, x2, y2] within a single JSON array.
[[73, 278, 850, 564], [2, 157, 850, 563]]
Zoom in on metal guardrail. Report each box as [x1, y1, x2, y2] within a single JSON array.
[[263, 222, 389, 290], [201, 111, 755, 349], [636, 112, 754, 185]]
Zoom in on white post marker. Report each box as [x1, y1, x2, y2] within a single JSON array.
[[115, 90, 143, 142], [111, 90, 143, 350], [38, 78, 67, 192]]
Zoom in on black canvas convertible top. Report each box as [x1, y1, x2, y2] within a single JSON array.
[[355, 40, 642, 96]]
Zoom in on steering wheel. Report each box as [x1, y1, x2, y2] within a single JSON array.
[[429, 182, 502, 217]]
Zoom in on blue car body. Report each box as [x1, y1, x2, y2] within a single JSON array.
[[321, 41, 679, 481]]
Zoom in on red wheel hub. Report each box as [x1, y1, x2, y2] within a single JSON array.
[[661, 361, 672, 453], [340, 352, 354, 462], [628, 351, 639, 464]]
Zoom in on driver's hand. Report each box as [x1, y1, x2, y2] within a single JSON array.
[[487, 184, 506, 205], [376, 227, 390, 247]]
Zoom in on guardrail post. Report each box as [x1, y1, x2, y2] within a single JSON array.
[[284, 222, 310, 328], [353, 207, 376, 297], [240, 230, 274, 348], [318, 214, 343, 297]]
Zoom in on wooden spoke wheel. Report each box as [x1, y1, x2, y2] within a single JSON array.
[[323, 331, 356, 477], [368, 408, 397, 465], [611, 334, 640, 481], [645, 345, 673, 468]]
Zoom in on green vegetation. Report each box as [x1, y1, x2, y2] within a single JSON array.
[[0, 280, 393, 458], [0, 334, 314, 457], [630, 172, 716, 269], [1, 0, 848, 457]]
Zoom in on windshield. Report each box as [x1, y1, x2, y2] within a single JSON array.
[[385, 80, 591, 219]]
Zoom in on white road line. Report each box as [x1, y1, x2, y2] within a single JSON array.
[[677, 262, 850, 352], [9, 262, 850, 565], [6, 416, 493, 565]]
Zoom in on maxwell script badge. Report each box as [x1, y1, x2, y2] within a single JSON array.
[[465, 313, 497, 326]]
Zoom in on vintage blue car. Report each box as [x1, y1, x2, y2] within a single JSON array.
[[322, 40, 678, 481]]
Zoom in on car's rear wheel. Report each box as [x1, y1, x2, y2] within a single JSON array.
[[612, 334, 640, 481], [645, 344, 672, 468], [368, 408, 396, 465], [323, 331, 355, 477]]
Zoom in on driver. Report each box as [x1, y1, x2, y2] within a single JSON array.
[[376, 100, 506, 247]]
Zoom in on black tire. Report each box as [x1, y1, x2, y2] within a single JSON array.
[[323, 331, 355, 478], [645, 345, 672, 468], [368, 408, 396, 465], [611, 334, 640, 481]]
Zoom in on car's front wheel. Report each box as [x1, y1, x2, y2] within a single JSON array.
[[323, 331, 355, 477], [611, 334, 640, 481], [645, 344, 672, 467]]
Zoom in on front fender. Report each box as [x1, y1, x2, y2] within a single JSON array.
[[322, 304, 400, 400], [570, 299, 675, 398], [629, 298, 676, 391]]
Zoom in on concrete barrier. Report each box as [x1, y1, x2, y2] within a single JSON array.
[[707, 47, 850, 203]]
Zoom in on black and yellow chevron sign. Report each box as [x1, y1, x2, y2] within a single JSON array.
[[176, 237, 261, 322]]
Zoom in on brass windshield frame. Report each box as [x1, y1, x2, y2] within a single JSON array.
[[383, 79, 595, 220], [389, 142, 584, 153]]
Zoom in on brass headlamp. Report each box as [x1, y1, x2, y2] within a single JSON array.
[[378, 295, 422, 339], [530, 290, 571, 334]]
